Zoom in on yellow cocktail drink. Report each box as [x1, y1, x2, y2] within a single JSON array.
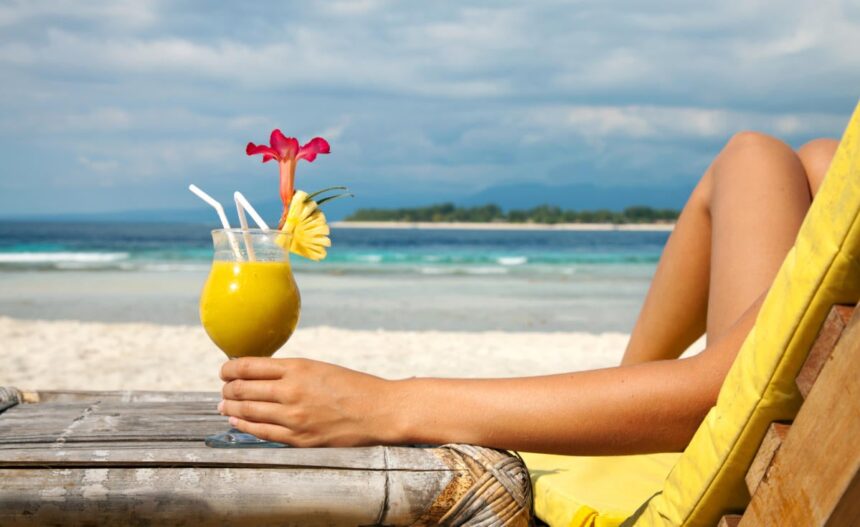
[[194, 125, 336, 448], [200, 260, 300, 358]]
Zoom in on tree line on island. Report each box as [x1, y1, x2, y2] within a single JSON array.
[[345, 203, 679, 224]]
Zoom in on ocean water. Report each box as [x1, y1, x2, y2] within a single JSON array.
[[0, 221, 669, 277], [0, 221, 670, 331]]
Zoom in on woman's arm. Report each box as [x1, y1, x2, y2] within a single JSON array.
[[219, 297, 759, 455]]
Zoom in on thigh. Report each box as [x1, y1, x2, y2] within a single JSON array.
[[707, 132, 812, 343]]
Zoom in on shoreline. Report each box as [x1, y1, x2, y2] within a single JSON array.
[[0, 269, 653, 332], [332, 221, 675, 232]]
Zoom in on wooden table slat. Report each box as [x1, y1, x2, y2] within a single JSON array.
[[0, 387, 531, 526], [29, 390, 221, 403], [0, 444, 449, 471]]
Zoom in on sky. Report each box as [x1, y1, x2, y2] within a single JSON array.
[[0, 0, 859, 218]]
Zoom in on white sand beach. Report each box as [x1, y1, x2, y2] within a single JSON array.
[[1, 316, 632, 392]]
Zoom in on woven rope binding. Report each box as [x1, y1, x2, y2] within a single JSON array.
[[413, 444, 533, 527]]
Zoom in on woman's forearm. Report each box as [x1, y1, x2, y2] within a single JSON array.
[[390, 298, 757, 455], [391, 359, 710, 454]]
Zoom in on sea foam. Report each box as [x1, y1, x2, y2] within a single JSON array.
[[0, 252, 129, 263]]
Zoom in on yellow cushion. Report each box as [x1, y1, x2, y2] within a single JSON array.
[[521, 452, 680, 527], [523, 100, 860, 527], [637, 102, 860, 525]]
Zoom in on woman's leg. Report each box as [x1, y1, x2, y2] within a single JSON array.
[[620, 162, 712, 364], [797, 138, 839, 196], [705, 132, 812, 340], [622, 132, 826, 365]]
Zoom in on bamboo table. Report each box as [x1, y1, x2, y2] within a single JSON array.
[[0, 387, 531, 526]]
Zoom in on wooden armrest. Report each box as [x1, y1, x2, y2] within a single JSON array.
[[796, 305, 855, 399], [739, 305, 860, 526], [744, 422, 790, 496]]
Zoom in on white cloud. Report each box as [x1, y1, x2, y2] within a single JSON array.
[[0, 31, 389, 96], [741, 29, 818, 60], [524, 105, 847, 142], [61, 138, 239, 186], [62, 107, 132, 131], [2, 2, 856, 106], [774, 116, 803, 135], [317, 116, 352, 141], [225, 115, 270, 132], [0, 107, 131, 134], [77, 156, 120, 173], [0, 0, 158, 28], [320, 0, 388, 16]]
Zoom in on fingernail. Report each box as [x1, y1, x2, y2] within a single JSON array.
[[217, 401, 224, 414], [228, 416, 238, 426]]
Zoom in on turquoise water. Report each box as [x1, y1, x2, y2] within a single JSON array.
[[0, 221, 669, 277], [0, 221, 668, 330]]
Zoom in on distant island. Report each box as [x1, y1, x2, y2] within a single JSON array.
[[344, 203, 679, 225]]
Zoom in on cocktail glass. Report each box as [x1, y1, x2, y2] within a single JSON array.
[[199, 228, 301, 447]]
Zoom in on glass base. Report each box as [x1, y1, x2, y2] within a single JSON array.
[[205, 428, 290, 448]]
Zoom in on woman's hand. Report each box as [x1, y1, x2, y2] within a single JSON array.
[[219, 357, 404, 447]]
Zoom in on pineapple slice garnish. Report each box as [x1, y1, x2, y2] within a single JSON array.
[[277, 190, 331, 261]]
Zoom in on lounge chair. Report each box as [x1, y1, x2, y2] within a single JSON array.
[[521, 100, 860, 526]]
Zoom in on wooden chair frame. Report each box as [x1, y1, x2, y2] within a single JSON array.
[[719, 305, 860, 526]]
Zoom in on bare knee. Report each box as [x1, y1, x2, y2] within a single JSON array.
[[713, 131, 802, 190], [723, 130, 791, 156], [690, 132, 789, 211], [693, 131, 808, 213], [797, 138, 839, 196]]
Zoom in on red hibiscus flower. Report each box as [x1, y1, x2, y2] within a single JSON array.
[[246, 129, 330, 226]]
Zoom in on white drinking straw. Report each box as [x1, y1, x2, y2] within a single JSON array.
[[188, 184, 242, 261], [233, 193, 257, 262], [234, 192, 270, 231]]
